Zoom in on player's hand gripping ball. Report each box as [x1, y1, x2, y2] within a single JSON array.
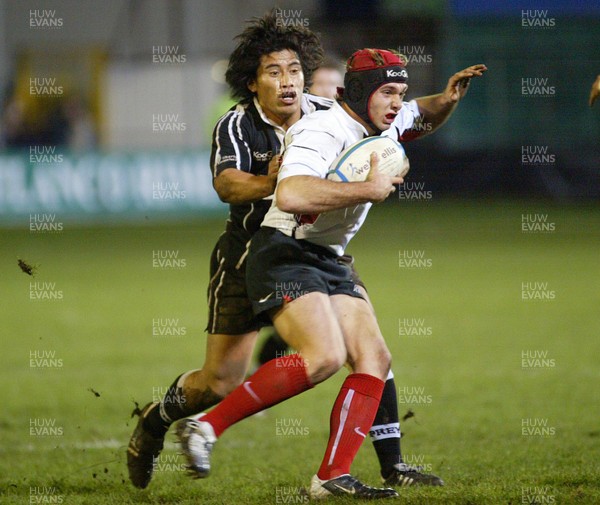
[[327, 136, 409, 182]]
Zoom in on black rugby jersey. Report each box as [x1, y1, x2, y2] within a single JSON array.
[[210, 95, 332, 238]]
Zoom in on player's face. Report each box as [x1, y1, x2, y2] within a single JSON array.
[[248, 49, 304, 128], [309, 68, 343, 99], [368, 82, 408, 131]]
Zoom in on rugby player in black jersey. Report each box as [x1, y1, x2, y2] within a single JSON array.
[[127, 10, 443, 490]]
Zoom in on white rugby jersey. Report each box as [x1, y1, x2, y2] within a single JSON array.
[[261, 99, 420, 255], [209, 93, 332, 237]]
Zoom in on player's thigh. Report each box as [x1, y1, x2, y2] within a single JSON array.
[[330, 294, 391, 379], [271, 291, 346, 384]]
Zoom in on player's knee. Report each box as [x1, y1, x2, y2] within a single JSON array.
[[378, 346, 392, 375], [306, 350, 346, 385], [352, 341, 391, 380], [369, 343, 392, 379]]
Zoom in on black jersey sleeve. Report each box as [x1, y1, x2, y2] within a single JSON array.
[[210, 106, 252, 178]]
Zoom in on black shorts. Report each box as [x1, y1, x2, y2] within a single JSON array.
[[337, 253, 366, 291], [205, 230, 261, 335], [246, 227, 365, 316]]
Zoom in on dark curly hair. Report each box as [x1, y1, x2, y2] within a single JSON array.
[[225, 9, 324, 103]]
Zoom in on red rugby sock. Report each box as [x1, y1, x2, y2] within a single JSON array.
[[317, 373, 384, 480], [198, 354, 312, 437]]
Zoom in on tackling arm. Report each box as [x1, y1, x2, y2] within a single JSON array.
[[214, 170, 276, 204], [213, 154, 280, 204]]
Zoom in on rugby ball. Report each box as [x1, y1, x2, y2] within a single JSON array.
[[327, 136, 409, 183]]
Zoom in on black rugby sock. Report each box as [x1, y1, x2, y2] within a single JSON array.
[[142, 371, 222, 437], [369, 371, 403, 477]]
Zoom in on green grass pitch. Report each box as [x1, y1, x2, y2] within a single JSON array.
[[1, 200, 599, 504]]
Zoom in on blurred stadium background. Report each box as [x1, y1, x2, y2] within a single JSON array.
[[1, 0, 599, 224], [1, 1, 600, 504]]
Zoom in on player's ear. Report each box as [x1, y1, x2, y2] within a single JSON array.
[[248, 79, 257, 94]]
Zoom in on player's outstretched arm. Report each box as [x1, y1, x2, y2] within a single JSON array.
[[277, 153, 402, 214], [589, 75, 600, 107], [411, 64, 487, 138]]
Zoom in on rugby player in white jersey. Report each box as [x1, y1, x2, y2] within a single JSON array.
[[175, 49, 486, 499], [128, 12, 444, 490]]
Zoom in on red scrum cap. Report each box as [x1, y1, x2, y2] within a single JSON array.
[[343, 49, 408, 132]]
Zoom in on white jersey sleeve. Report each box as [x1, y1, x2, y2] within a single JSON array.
[[279, 125, 343, 181]]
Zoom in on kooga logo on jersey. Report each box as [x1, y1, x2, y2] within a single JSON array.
[[253, 151, 272, 161], [386, 69, 408, 78]]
